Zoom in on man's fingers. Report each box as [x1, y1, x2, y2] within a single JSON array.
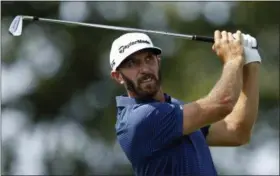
[[247, 34, 258, 48], [234, 30, 242, 42], [221, 31, 228, 41], [243, 34, 249, 46], [228, 32, 234, 41], [214, 30, 221, 42], [250, 35, 258, 48]]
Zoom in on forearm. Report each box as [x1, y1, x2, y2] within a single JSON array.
[[196, 58, 244, 122], [207, 58, 244, 109], [224, 63, 260, 137]]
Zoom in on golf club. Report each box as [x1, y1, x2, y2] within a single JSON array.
[[9, 15, 214, 43]]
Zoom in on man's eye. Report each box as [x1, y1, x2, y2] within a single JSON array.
[[127, 60, 135, 67], [146, 56, 154, 62]]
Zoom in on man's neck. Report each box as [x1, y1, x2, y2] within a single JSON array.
[[127, 88, 165, 102]]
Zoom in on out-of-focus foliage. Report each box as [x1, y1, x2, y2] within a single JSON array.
[[1, 1, 279, 175]]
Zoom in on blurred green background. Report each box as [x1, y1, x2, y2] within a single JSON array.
[[1, 1, 279, 175]]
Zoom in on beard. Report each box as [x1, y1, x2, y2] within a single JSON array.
[[120, 70, 161, 100]]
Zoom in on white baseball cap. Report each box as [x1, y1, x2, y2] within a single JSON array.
[[109, 33, 162, 71]]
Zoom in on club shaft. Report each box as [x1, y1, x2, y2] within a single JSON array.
[[21, 15, 214, 42]]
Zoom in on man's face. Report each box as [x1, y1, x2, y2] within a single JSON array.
[[113, 49, 161, 99]]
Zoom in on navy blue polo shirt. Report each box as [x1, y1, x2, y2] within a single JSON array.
[[115, 94, 217, 176]]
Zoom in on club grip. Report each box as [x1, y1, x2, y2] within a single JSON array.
[[193, 35, 214, 43], [33, 16, 39, 21]]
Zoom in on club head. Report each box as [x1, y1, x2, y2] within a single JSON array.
[[9, 15, 23, 36]]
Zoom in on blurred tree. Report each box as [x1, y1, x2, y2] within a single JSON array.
[[1, 1, 279, 175]]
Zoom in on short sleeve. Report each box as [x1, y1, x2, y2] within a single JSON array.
[[200, 125, 211, 138], [131, 102, 184, 152]]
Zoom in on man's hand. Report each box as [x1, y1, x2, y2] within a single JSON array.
[[205, 32, 261, 146], [212, 30, 245, 65], [233, 33, 262, 65]]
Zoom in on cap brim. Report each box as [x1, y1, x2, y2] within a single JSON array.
[[114, 46, 162, 70], [144, 47, 162, 55]]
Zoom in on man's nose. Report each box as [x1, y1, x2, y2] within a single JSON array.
[[139, 61, 150, 72]]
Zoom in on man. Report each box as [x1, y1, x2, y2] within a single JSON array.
[[110, 31, 261, 175]]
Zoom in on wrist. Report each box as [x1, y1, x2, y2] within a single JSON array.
[[223, 59, 244, 73], [244, 62, 260, 69], [225, 56, 244, 66], [244, 47, 262, 65], [244, 63, 260, 74]]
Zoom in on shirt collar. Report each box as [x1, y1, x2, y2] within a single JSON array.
[[116, 93, 172, 107]]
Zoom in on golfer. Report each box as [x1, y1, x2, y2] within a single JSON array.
[[109, 30, 261, 175]]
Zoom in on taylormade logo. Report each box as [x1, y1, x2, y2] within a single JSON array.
[[119, 40, 150, 53]]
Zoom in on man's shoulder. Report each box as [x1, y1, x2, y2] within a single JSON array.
[[116, 101, 179, 128], [170, 96, 186, 106], [115, 93, 185, 123], [117, 103, 161, 121]]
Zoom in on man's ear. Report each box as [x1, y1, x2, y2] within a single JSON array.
[[111, 71, 124, 84], [157, 56, 161, 66]]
